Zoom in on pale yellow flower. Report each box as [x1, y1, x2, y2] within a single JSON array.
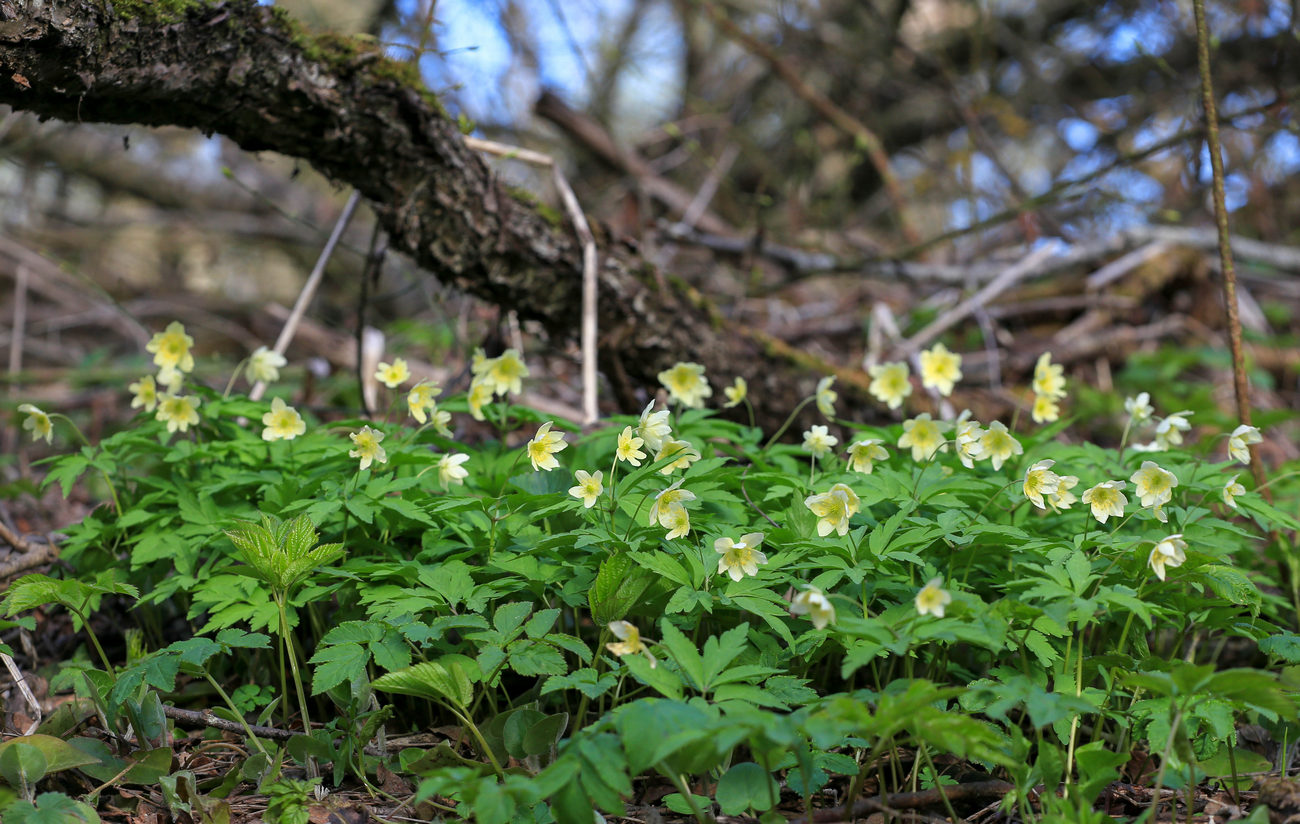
[[868, 361, 912, 410], [467, 377, 493, 421], [636, 400, 672, 453], [407, 381, 440, 424], [846, 438, 887, 474], [649, 479, 695, 528], [247, 346, 286, 384], [804, 483, 860, 537], [1049, 475, 1079, 511], [955, 416, 984, 469], [426, 406, 453, 437], [724, 377, 748, 408], [898, 413, 948, 462], [527, 421, 568, 471], [1032, 352, 1066, 399], [815, 376, 838, 418], [655, 438, 701, 474], [715, 533, 767, 582], [569, 469, 604, 509], [978, 421, 1023, 471], [156, 394, 201, 435], [789, 587, 835, 629], [615, 426, 646, 466], [606, 621, 656, 668], [1031, 393, 1060, 424], [470, 347, 490, 376], [1228, 424, 1262, 464], [483, 349, 529, 397], [17, 404, 52, 444], [1130, 460, 1177, 512], [658, 362, 712, 408], [157, 366, 184, 394], [1148, 534, 1187, 581], [375, 358, 410, 390], [661, 504, 691, 540], [1081, 481, 1127, 524], [1125, 392, 1153, 424], [438, 453, 470, 488], [349, 425, 387, 470], [915, 577, 952, 617], [919, 343, 962, 396], [1222, 474, 1246, 509], [1022, 459, 1061, 510], [802, 425, 838, 457], [129, 375, 159, 413], [146, 321, 195, 374], [261, 397, 305, 442], [1154, 411, 1193, 450]]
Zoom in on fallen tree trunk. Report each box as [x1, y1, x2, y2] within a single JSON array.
[[0, 0, 862, 428]]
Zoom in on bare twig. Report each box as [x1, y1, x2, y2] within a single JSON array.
[[0, 521, 37, 555], [1193, 0, 1265, 492], [892, 243, 1061, 359], [703, 1, 920, 245], [1, 652, 41, 734], [789, 779, 1014, 824], [7, 264, 26, 379], [250, 190, 363, 402], [462, 136, 600, 425]]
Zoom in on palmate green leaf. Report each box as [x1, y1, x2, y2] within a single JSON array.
[[4, 791, 101, 824], [541, 668, 617, 699], [372, 659, 474, 708], [310, 643, 368, 696]]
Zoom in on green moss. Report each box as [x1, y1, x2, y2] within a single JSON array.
[[109, 0, 203, 23], [506, 187, 563, 227]]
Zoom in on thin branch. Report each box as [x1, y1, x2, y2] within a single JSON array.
[[250, 190, 362, 402], [1193, 0, 1265, 490], [702, 1, 921, 245]]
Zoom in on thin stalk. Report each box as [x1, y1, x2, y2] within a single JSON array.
[[203, 670, 270, 757], [275, 595, 313, 736], [1192, 0, 1266, 494]]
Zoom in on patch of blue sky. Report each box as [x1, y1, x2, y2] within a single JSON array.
[[1260, 131, 1300, 184], [1060, 118, 1099, 152]]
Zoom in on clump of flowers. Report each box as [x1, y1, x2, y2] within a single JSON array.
[[1030, 352, 1066, 423], [650, 480, 695, 537], [658, 362, 712, 408]]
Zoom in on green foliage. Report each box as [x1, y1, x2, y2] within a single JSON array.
[[7, 339, 1298, 821]]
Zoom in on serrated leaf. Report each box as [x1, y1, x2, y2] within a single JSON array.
[[373, 659, 474, 708], [309, 643, 368, 696]]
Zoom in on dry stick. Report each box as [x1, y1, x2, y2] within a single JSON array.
[[249, 190, 362, 402], [702, 1, 921, 246], [1192, 0, 1268, 495], [790, 779, 1014, 824], [7, 264, 26, 378], [892, 242, 1061, 359], [462, 136, 600, 425], [1, 652, 41, 734]]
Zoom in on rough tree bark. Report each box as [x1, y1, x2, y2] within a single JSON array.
[[0, 0, 864, 429]]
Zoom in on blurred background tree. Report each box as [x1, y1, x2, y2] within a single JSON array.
[[0, 0, 1296, 445]]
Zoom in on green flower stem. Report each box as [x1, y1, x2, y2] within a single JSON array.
[[275, 595, 313, 739], [51, 414, 123, 517], [203, 670, 269, 757], [574, 627, 611, 730], [70, 606, 115, 677], [221, 359, 249, 399], [663, 770, 709, 824], [444, 702, 504, 779], [762, 396, 815, 452], [917, 742, 960, 823], [1063, 623, 1088, 797]]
